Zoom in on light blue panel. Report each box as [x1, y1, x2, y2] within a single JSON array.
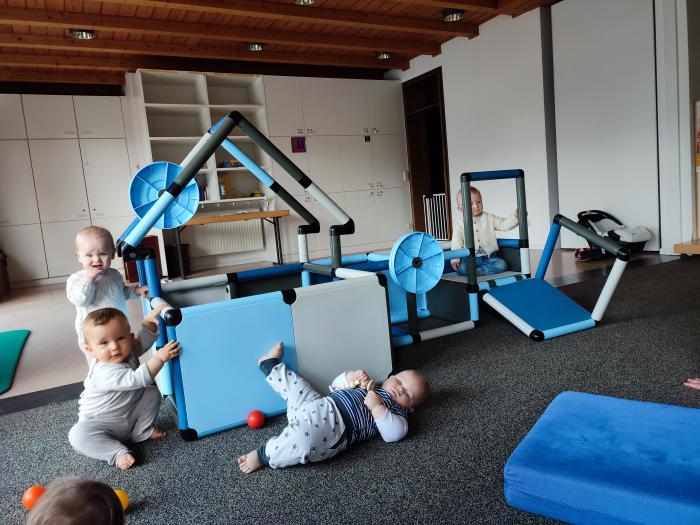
[[174, 292, 296, 436], [488, 279, 592, 332]]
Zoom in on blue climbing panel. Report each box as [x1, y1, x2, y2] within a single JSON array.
[[487, 279, 593, 334]]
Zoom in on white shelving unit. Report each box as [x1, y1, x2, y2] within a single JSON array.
[[132, 70, 270, 206]]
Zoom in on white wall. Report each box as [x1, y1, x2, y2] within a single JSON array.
[[390, 10, 551, 247], [552, 0, 659, 250]]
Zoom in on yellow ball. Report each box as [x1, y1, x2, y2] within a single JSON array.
[[114, 489, 128, 511]]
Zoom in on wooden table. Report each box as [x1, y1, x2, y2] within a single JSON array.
[[174, 209, 290, 278]]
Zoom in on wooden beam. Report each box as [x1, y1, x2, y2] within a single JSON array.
[[389, 0, 505, 12], [0, 53, 137, 71], [0, 34, 410, 70], [0, 7, 440, 56], [0, 69, 124, 84], [110, 0, 478, 37]]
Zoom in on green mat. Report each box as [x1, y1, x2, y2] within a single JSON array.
[[0, 329, 30, 395]]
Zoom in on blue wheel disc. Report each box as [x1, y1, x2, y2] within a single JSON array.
[[388, 232, 444, 294], [129, 162, 199, 229]]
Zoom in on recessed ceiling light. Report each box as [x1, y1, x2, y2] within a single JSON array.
[[376, 51, 391, 60], [246, 42, 265, 52], [442, 8, 465, 22], [294, 0, 315, 5], [69, 28, 96, 40]]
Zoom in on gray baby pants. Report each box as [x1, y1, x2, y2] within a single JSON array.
[[264, 363, 347, 468], [69, 386, 161, 465]]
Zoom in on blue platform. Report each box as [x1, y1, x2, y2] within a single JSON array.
[[488, 278, 595, 338], [505, 391, 700, 525]]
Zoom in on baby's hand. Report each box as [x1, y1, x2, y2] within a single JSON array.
[[346, 370, 369, 387], [450, 260, 459, 271], [135, 285, 149, 298], [364, 390, 383, 410], [142, 302, 168, 330], [156, 340, 180, 362], [84, 266, 104, 282]]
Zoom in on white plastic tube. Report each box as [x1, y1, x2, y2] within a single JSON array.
[[591, 259, 628, 321], [482, 293, 535, 337], [335, 268, 375, 279], [305, 183, 351, 224]]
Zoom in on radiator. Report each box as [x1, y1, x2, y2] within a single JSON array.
[[422, 193, 449, 241], [179, 221, 265, 257]]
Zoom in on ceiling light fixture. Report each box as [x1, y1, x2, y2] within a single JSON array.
[[69, 28, 96, 40], [246, 42, 265, 52], [294, 0, 315, 5], [376, 51, 391, 61], [442, 8, 465, 22]]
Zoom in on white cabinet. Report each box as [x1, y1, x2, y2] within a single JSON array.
[[0, 141, 40, 226], [29, 139, 90, 222], [0, 95, 27, 139], [22, 95, 77, 139], [80, 139, 134, 219], [311, 192, 346, 254], [335, 79, 403, 135], [264, 76, 338, 136], [342, 188, 409, 248], [0, 224, 48, 282], [42, 219, 91, 277], [340, 134, 406, 192], [74, 96, 126, 138], [306, 136, 343, 193]]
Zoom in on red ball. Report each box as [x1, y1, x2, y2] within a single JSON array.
[[22, 485, 46, 510], [247, 410, 265, 429]]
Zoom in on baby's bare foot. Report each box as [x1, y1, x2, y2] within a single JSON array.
[[258, 341, 283, 364], [148, 427, 166, 440], [116, 452, 136, 470], [238, 451, 263, 474]]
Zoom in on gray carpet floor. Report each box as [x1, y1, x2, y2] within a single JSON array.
[[2, 257, 700, 525]]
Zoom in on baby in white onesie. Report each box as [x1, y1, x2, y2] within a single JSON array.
[[67, 226, 148, 361], [68, 305, 179, 470]]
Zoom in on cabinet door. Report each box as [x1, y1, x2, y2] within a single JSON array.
[[281, 194, 316, 257], [0, 95, 27, 139], [74, 96, 126, 138], [306, 136, 343, 193], [367, 80, 404, 135], [342, 190, 377, 246], [91, 216, 135, 270], [23, 95, 77, 139], [376, 187, 409, 242], [264, 76, 304, 137], [371, 134, 406, 189], [30, 139, 90, 222], [339, 135, 373, 192], [81, 139, 133, 219], [335, 79, 369, 135], [0, 224, 48, 282], [300, 77, 338, 135], [269, 136, 308, 197], [0, 141, 40, 226], [42, 219, 91, 277]]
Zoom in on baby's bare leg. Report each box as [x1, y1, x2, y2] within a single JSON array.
[[258, 341, 283, 364], [238, 450, 263, 474]]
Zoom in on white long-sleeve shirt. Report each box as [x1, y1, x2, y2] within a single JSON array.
[[450, 211, 519, 258], [67, 268, 138, 346], [77, 325, 158, 420]]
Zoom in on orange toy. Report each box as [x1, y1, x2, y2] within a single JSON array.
[[22, 485, 46, 510]]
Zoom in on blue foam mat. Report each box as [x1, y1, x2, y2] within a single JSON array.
[[505, 391, 700, 525]]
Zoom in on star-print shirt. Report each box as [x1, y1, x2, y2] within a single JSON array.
[[328, 373, 409, 445]]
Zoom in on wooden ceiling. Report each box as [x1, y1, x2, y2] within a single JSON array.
[[0, 0, 559, 86]]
